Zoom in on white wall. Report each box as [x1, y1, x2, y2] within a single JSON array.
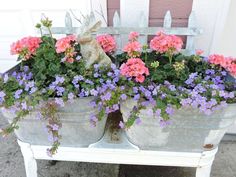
[[0, 0, 107, 73], [213, 0, 236, 56], [192, 0, 231, 56]]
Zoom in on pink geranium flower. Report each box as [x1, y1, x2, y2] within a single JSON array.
[[196, 49, 204, 56], [128, 32, 139, 41], [120, 58, 149, 83], [208, 54, 236, 77], [96, 34, 116, 53], [150, 32, 183, 54], [55, 35, 76, 53], [123, 41, 142, 57], [10, 36, 42, 60], [55, 35, 77, 63], [123, 32, 142, 58]]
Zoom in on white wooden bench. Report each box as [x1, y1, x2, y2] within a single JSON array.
[[17, 11, 219, 177], [18, 123, 217, 177]]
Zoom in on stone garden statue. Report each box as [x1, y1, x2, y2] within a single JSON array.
[[77, 15, 111, 69]]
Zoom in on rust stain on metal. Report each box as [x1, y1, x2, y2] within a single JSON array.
[[204, 144, 214, 149]]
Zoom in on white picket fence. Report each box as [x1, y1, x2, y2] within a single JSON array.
[[43, 10, 202, 55]]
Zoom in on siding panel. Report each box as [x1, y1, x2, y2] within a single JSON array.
[[149, 0, 193, 27], [107, 0, 120, 26]]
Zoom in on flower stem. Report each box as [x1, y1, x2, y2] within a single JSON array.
[[169, 53, 173, 65]]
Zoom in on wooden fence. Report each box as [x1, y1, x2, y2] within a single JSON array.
[[42, 10, 202, 54]]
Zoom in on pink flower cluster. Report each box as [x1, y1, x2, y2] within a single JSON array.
[[150, 32, 183, 54], [55, 35, 77, 63], [55, 35, 76, 53], [96, 34, 116, 53], [123, 32, 142, 57], [208, 54, 236, 76], [196, 49, 204, 56], [120, 58, 149, 83], [128, 32, 139, 41], [10, 36, 42, 60]]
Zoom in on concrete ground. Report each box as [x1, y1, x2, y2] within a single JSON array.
[[0, 115, 236, 177]]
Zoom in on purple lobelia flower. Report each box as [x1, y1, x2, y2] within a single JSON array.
[[101, 92, 112, 101], [165, 106, 174, 115], [90, 114, 98, 122], [113, 77, 119, 83], [114, 69, 120, 77], [135, 118, 142, 125], [25, 81, 35, 91], [120, 86, 125, 90], [55, 98, 65, 107], [36, 112, 43, 120], [94, 73, 99, 78], [94, 64, 100, 70], [107, 72, 113, 77], [221, 71, 227, 76], [76, 55, 82, 61], [14, 89, 23, 99], [205, 69, 215, 75], [155, 109, 161, 118], [159, 119, 172, 128], [0, 91, 6, 104], [148, 85, 155, 90], [134, 94, 140, 100], [29, 87, 37, 94], [105, 107, 112, 114], [112, 104, 119, 111], [51, 124, 60, 131], [21, 102, 28, 110], [141, 101, 150, 107], [56, 86, 65, 96], [23, 66, 29, 72], [68, 92, 75, 101], [46, 148, 53, 157], [120, 94, 127, 100], [152, 89, 158, 96], [180, 98, 192, 107], [55, 76, 65, 84], [133, 87, 138, 94], [111, 63, 116, 70], [144, 90, 152, 98], [78, 92, 85, 98], [90, 89, 98, 96], [89, 101, 97, 108], [168, 85, 176, 91], [85, 79, 94, 85], [119, 121, 125, 129], [3, 74, 8, 83]]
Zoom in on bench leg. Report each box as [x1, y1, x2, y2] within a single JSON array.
[[18, 140, 38, 177], [196, 163, 212, 177]]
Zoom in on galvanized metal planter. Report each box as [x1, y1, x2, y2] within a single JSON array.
[[120, 99, 236, 152], [1, 97, 107, 147]]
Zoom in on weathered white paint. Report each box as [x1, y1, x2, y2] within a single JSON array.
[[18, 137, 218, 177], [186, 11, 197, 54], [192, 0, 231, 55], [163, 11, 172, 28]]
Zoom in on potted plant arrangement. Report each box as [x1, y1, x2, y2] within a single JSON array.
[[0, 17, 236, 156], [97, 31, 236, 151], [0, 17, 118, 156]]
